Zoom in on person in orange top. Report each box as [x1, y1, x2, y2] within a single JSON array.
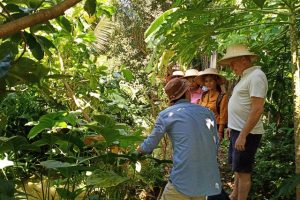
[[196, 68, 228, 143]]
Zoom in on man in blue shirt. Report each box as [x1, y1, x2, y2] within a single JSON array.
[[137, 78, 222, 200]]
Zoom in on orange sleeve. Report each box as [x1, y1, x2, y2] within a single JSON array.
[[219, 94, 228, 125]]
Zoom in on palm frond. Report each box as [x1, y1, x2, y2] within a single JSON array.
[[93, 16, 115, 53]]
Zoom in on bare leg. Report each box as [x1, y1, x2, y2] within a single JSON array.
[[237, 172, 251, 200], [229, 173, 238, 200]]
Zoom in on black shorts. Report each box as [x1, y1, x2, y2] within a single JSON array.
[[228, 129, 262, 173]]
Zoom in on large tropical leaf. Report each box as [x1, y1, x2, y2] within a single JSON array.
[[40, 160, 74, 169], [86, 170, 128, 187], [35, 35, 56, 56], [32, 134, 59, 147], [93, 114, 116, 128], [0, 136, 28, 153], [144, 7, 178, 40], [28, 112, 76, 139], [24, 32, 44, 60], [84, 0, 96, 16], [56, 16, 72, 33], [58, 133, 85, 149], [40, 160, 96, 177]]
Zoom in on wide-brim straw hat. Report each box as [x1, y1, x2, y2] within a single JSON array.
[[218, 44, 258, 65], [195, 68, 226, 85], [171, 70, 184, 77], [164, 78, 190, 101], [184, 69, 199, 77]]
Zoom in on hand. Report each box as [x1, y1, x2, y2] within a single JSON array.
[[218, 132, 224, 143], [226, 128, 231, 139], [235, 135, 246, 151], [130, 151, 143, 160]]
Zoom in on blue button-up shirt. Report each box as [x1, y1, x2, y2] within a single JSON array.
[[140, 99, 221, 197]]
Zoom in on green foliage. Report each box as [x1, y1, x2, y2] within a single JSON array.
[[0, 42, 18, 59], [144, 7, 178, 40], [56, 187, 84, 200], [251, 124, 294, 199], [0, 135, 30, 153], [145, 0, 295, 64], [0, 0, 297, 199], [27, 112, 77, 139], [276, 175, 300, 199], [121, 69, 134, 82], [143, 1, 297, 200], [57, 16, 73, 33], [0, 55, 11, 78], [0, 0, 168, 199], [253, 0, 266, 8], [41, 160, 76, 169], [5, 57, 49, 86], [87, 169, 129, 187], [84, 0, 96, 16], [24, 32, 44, 60], [0, 179, 15, 200]]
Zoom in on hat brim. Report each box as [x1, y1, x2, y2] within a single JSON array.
[[184, 75, 197, 78], [195, 73, 226, 85], [218, 54, 258, 65], [171, 75, 184, 78]]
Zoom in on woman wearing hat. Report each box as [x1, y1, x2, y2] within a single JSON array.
[[196, 68, 228, 143], [165, 69, 184, 84], [184, 69, 204, 104]]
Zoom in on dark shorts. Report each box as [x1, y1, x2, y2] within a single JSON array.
[[228, 129, 262, 173]]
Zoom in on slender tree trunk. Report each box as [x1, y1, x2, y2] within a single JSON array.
[[289, 5, 300, 200]]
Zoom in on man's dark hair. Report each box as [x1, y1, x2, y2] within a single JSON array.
[[171, 94, 186, 104]]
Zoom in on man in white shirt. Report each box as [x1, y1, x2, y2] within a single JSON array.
[[219, 44, 268, 200]]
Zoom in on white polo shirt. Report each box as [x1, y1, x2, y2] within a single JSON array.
[[228, 66, 268, 134]]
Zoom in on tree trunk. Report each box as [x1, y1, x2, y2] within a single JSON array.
[[0, 0, 82, 38], [289, 6, 300, 200]]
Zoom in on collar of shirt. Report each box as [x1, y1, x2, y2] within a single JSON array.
[[242, 66, 261, 77], [194, 87, 203, 94], [174, 99, 190, 104]]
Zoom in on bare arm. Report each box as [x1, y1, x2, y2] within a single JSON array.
[[235, 97, 265, 151]]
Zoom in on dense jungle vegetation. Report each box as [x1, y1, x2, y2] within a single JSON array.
[[0, 0, 299, 199]]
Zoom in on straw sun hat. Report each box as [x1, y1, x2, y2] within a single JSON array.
[[184, 69, 199, 77], [218, 44, 258, 65], [165, 78, 190, 101], [195, 68, 226, 85], [171, 70, 184, 78]]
